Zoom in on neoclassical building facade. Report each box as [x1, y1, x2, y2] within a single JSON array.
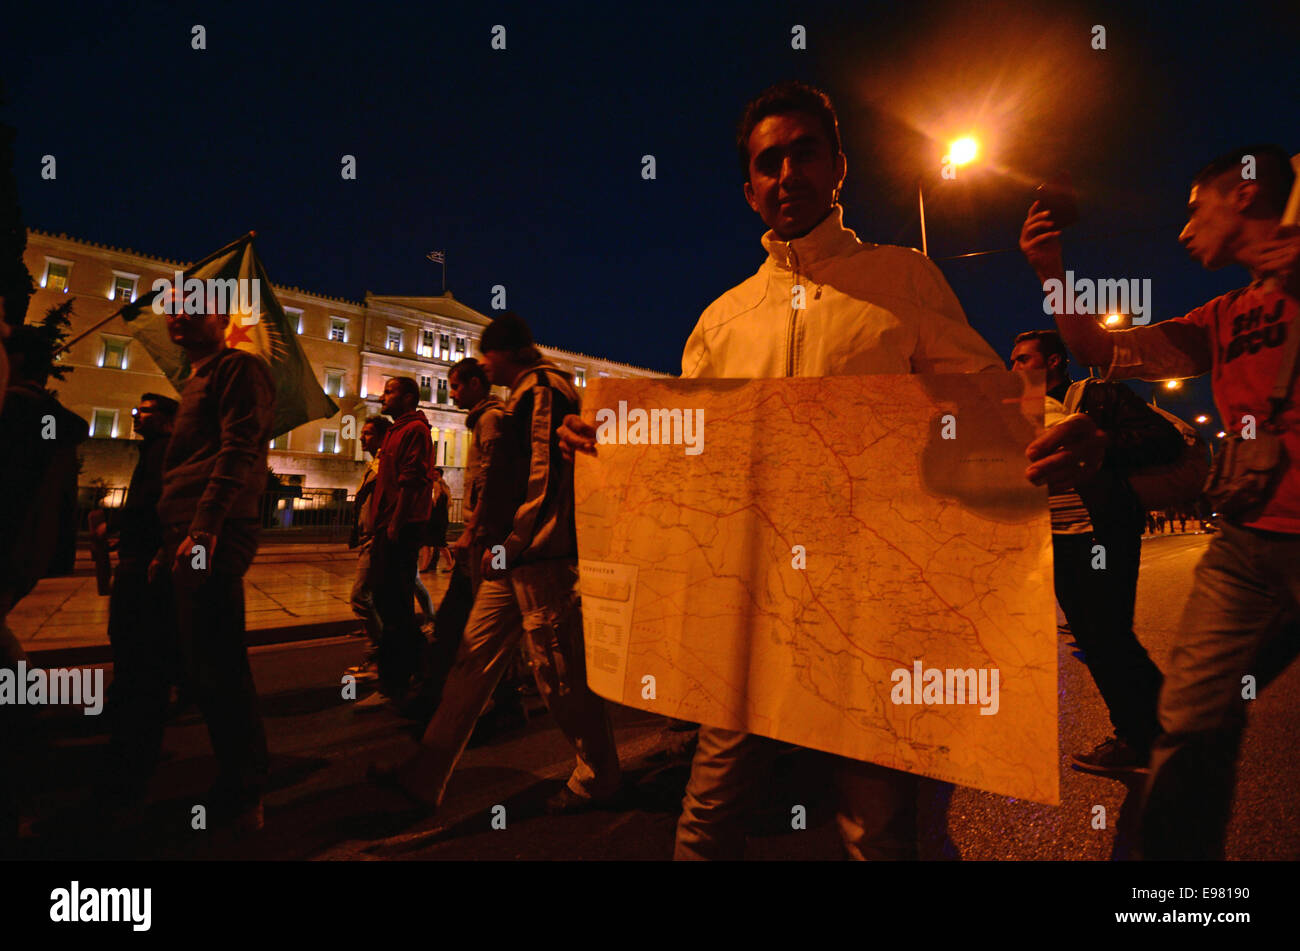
[[22, 229, 666, 504]]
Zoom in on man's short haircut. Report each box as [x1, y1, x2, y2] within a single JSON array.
[[449, 357, 489, 389], [1013, 329, 1069, 367], [1194, 144, 1296, 216], [361, 414, 391, 436], [480, 311, 543, 365], [736, 81, 843, 182], [432, 466, 443, 476], [139, 392, 179, 416], [387, 376, 420, 404]]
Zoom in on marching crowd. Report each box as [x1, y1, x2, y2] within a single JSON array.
[[2, 81, 1298, 861]]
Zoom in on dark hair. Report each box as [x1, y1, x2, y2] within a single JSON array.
[[1193, 144, 1296, 216], [361, 414, 391, 436], [1013, 329, 1069, 367], [432, 466, 443, 477], [736, 81, 843, 182], [481, 311, 542, 364], [386, 376, 420, 404], [139, 393, 179, 416], [3, 324, 51, 384], [449, 356, 489, 389]]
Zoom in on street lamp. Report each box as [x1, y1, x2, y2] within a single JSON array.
[[919, 135, 980, 256], [1164, 380, 1182, 390], [1195, 414, 1209, 424], [1104, 313, 1124, 326]]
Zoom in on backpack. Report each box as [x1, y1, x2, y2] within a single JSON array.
[[1064, 380, 1210, 510]]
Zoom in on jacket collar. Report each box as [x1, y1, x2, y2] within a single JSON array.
[[390, 409, 429, 429], [466, 394, 503, 428], [761, 204, 861, 270]]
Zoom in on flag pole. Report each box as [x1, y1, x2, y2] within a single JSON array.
[[52, 230, 257, 356]]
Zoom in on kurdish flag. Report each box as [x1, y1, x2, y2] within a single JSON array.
[[120, 232, 338, 438]]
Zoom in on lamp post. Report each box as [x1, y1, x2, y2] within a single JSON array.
[[919, 136, 979, 257]]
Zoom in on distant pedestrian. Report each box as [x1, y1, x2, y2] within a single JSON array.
[[152, 290, 275, 832], [367, 377, 434, 709], [422, 467, 452, 573], [345, 415, 390, 681], [101, 393, 180, 805], [1011, 330, 1177, 775], [373, 313, 620, 814]]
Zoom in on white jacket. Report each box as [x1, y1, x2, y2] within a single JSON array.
[[681, 206, 1003, 379]]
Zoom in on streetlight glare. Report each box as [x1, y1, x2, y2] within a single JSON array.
[[948, 136, 978, 166], [1196, 415, 1209, 424], [1217, 431, 1227, 439], [1164, 380, 1182, 390], [1104, 314, 1123, 326]]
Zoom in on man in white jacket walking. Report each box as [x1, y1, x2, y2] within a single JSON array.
[[562, 81, 1093, 859]]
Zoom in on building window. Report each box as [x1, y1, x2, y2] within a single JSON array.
[[324, 369, 344, 398], [418, 375, 432, 403], [320, 429, 340, 454], [438, 333, 451, 360], [270, 432, 290, 450], [42, 258, 72, 293], [454, 336, 467, 359], [110, 272, 138, 303], [100, 336, 128, 369], [386, 327, 403, 352], [420, 329, 435, 358], [329, 317, 348, 342], [91, 408, 118, 438], [574, 367, 586, 388], [286, 308, 304, 334], [436, 378, 448, 404]]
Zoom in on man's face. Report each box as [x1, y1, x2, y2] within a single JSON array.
[[1010, 340, 1063, 386], [380, 379, 405, 416], [480, 350, 512, 386], [449, 371, 482, 410], [164, 290, 228, 350], [1179, 180, 1243, 270], [360, 423, 383, 455], [132, 400, 173, 438], [743, 111, 846, 240]]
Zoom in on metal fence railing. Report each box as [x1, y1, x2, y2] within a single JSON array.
[[78, 486, 464, 543]]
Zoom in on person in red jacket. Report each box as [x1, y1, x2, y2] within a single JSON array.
[[368, 376, 434, 706]]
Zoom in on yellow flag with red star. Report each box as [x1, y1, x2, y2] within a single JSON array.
[[120, 232, 337, 438]]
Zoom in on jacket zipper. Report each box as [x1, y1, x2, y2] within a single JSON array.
[[785, 243, 800, 376]]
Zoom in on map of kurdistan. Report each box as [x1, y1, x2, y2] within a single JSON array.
[[575, 373, 1058, 805]]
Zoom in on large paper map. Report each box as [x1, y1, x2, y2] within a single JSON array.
[[575, 373, 1058, 804]]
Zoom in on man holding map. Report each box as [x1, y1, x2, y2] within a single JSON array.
[[559, 81, 1062, 859]]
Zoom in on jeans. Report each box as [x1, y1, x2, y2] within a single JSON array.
[[167, 518, 269, 802], [349, 539, 383, 647], [1053, 528, 1163, 751], [104, 553, 177, 795], [399, 558, 620, 806], [674, 727, 942, 860], [371, 524, 425, 699], [1140, 521, 1300, 859]]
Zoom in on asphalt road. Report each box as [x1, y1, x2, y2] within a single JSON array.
[[12, 531, 1300, 860]]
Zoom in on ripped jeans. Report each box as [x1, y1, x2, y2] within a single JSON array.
[[400, 558, 621, 807]]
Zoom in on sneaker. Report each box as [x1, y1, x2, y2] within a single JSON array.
[[544, 786, 618, 816], [1070, 736, 1150, 775], [344, 662, 379, 682], [352, 690, 393, 714]]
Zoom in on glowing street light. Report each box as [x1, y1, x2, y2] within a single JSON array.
[[919, 134, 982, 257], [1164, 380, 1182, 390], [947, 136, 979, 167], [1195, 414, 1209, 424], [1104, 313, 1123, 326], [1217, 431, 1227, 439]]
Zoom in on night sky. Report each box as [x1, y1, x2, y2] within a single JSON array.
[[7, 0, 1297, 425]]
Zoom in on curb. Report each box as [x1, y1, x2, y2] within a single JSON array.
[[24, 617, 362, 669]]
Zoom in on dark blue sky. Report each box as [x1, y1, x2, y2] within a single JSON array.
[[7, 0, 1297, 424]]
